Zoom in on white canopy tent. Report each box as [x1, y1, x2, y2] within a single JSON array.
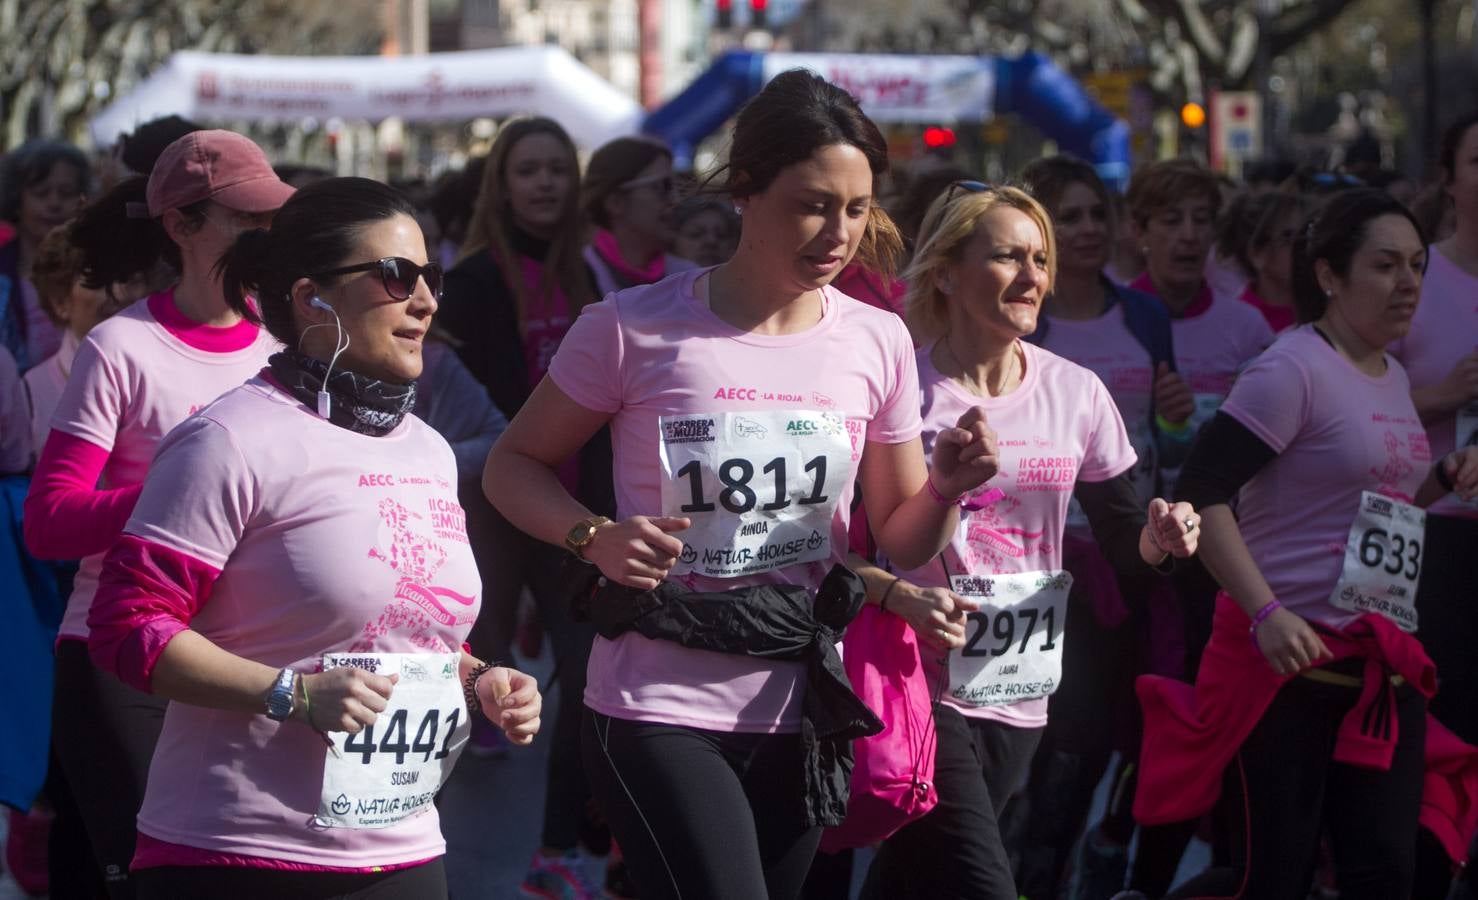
[[89, 45, 644, 150]]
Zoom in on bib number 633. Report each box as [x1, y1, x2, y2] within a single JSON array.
[[1355, 526, 1420, 581], [1329, 491, 1424, 632]]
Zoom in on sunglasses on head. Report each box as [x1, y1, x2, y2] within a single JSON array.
[[621, 173, 676, 195], [310, 256, 443, 301], [942, 179, 991, 205]]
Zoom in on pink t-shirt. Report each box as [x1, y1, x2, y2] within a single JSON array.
[[1170, 291, 1273, 401], [1390, 245, 1478, 520], [23, 329, 77, 453], [1222, 327, 1429, 629], [19, 277, 61, 370], [124, 376, 479, 867], [896, 342, 1137, 728], [1038, 307, 1157, 517], [518, 255, 572, 389], [1163, 292, 1274, 492], [49, 291, 275, 639], [548, 267, 922, 732]]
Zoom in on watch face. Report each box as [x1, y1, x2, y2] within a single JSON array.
[[267, 669, 295, 720], [267, 693, 293, 719]]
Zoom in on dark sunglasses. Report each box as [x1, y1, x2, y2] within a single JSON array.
[[943, 180, 991, 205], [310, 256, 443, 301]]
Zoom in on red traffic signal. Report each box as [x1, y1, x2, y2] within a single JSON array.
[[750, 0, 767, 28], [923, 126, 957, 149], [717, 0, 732, 28]]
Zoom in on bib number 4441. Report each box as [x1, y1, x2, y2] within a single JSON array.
[[341, 707, 461, 766]]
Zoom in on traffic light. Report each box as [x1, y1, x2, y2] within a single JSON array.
[[1180, 102, 1206, 130], [717, 0, 732, 29], [923, 126, 957, 150], [749, 0, 766, 29]]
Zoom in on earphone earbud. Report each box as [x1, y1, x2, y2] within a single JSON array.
[[300, 294, 346, 421]]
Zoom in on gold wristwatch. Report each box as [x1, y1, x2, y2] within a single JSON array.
[[564, 516, 611, 560]]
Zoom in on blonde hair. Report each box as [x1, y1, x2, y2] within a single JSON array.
[[855, 204, 905, 281], [904, 184, 1056, 343]]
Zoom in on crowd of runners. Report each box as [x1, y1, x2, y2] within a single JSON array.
[[0, 69, 1475, 900]]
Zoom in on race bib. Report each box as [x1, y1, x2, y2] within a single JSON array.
[[947, 570, 1072, 706], [1328, 491, 1425, 632], [315, 653, 466, 829], [659, 410, 852, 578]]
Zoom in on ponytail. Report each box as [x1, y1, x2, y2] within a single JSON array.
[[217, 228, 278, 332], [71, 176, 206, 293]]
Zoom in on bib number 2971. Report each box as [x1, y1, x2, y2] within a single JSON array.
[[948, 571, 1071, 706]]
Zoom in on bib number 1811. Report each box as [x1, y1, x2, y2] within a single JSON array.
[[675, 455, 829, 514]]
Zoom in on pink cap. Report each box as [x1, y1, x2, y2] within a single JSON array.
[[145, 130, 295, 217]]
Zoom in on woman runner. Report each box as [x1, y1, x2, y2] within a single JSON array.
[[856, 182, 1198, 900], [86, 176, 541, 899], [484, 70, 998, 900], [1139, 188, 1478, 899], [24, 130, 291, 898]]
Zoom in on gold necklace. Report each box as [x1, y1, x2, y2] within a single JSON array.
[[942, 333, 1019, 397]]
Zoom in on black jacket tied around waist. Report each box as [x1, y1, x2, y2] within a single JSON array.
[[580, 563, 885, 827]]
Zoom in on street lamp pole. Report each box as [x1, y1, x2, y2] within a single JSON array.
[[1421, 0, 1438, 177]]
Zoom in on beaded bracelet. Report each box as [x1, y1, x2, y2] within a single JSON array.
[[463, 661, 498, 719], [1248, 599, 1283, 650]]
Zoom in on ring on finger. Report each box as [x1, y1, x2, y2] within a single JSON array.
[[1183, 516, 1197, 533]]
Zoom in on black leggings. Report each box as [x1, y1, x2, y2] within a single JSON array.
[[864, 706, 1042, 900], [1015, 569, 1144, 898], [1416, 514, 1478, 744], [582, 710, 821, 900], [1167, 670, 1425, 900], [133, 858, 446, 899], [51, 638, 167, 899]]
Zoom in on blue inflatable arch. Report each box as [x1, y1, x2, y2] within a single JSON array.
[[644, 51, 1131, 190]]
